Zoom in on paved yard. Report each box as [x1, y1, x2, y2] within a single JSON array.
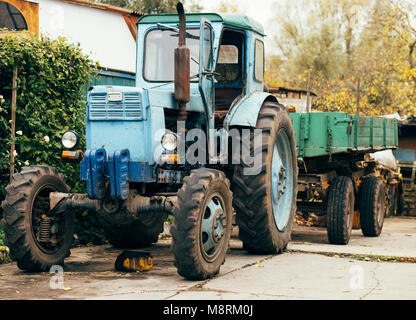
[[0, 217, 414, 300]]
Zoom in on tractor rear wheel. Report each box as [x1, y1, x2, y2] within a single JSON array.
[[231, 102, 298, 253], [98, 208, 167, 249], [360, 177, 385, 237], [326, 176, 355, 245], [1, 166, 74, 271], [171, 168, 233, 280]]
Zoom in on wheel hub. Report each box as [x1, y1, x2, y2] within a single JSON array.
[[212, 210, 226, 242], [201, 195, 227, 258], [271, 130, 294, 231]]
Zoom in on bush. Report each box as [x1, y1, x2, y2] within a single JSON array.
[[0, 32, 106, 246]]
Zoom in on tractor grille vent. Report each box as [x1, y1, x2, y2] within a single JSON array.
[[89, 92, 142, 120]]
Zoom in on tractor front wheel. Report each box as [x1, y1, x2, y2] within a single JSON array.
[[1, 166, 74, 271], [171, 168, 233, 280]]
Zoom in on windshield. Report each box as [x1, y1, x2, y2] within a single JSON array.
[[144, 28, 201, 82]]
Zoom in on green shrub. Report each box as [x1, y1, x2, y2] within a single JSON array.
[[0, 32, 106, 245]]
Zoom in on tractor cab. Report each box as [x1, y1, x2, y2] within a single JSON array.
[[136, 13, 266, 130]]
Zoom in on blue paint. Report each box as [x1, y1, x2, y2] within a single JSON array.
[[394, 149, 416, 162], [82, 147, 156, 198], [127, 161, 155, 183], [271, 131, 294, 231], [83, 148, 107, 200], [113, 149, 130, 201], [224, 91, 277, 128], [107, 151, 117, 200], [199, 17, 215, 133]]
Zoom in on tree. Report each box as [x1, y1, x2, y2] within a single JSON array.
[[272, 0, 369, 81], [96, 0, 201, 13], [265, 55, 284, 88], [268, 0, 416, 117], [216, 0, 239, 13], [0, 33, 107, 244]]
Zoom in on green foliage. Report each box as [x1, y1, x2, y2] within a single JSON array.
[[0, 33, 106, 245], [0, 229, 11, 263]]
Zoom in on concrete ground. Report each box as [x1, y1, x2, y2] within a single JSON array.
[[0, 216, 414, 300]]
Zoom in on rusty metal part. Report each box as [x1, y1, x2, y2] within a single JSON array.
[[50, 192, 100, 212], [174, 2, 190, 123], [126, 193, 174, 215], [50, 192, 174, 217], [177, 2, 186, 47]]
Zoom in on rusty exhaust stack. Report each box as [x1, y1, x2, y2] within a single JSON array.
[[174, 2, 190, 124]]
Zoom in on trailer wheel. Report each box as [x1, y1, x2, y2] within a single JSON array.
[[397, 193, 405, 215], [171, 168, 233, 280], [1, 166, 73, 271], [387, 184, 398, 216], [359, 177, 385, 237], [327, 176, 355, 245], [231, 102, 298, 253]]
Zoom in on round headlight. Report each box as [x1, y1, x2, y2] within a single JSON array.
[[161, 132, 177, 151], [61, 131, 78, 149]]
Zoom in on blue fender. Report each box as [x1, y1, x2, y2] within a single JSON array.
[[224, 91, 278, 129]]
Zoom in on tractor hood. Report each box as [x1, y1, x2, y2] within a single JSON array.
[[86, 85, 154, 163], [85, 84, 203, 164]]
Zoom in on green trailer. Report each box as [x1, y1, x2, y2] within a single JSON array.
[[289, 112, 400, 245]]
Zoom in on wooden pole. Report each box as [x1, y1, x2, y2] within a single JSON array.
[[306, 71, 311, 113], [356, 78, 360, 115], [10, 66, 17, 183]]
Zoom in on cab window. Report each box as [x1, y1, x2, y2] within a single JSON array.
[[254, 39, 264, 82]]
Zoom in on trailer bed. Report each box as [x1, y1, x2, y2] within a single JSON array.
[[290, 112, 398, 159]]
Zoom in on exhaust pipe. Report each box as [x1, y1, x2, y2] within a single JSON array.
[[174, 2, 190, 124]]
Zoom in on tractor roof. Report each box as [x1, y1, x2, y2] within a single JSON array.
[[137, 13, 265, 36]]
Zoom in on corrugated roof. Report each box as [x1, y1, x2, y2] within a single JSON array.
[[138, 13, 265, 35], [58, 0, 142, 16], [268, 86, 317, 97]]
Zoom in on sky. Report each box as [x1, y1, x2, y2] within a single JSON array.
[[195, 0, 282, 53]]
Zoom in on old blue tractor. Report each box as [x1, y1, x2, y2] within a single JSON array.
[[2, 4, 298, 280]]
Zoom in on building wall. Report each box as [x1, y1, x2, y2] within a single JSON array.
[[0, 0, 39, 35], [278, 97, 308, 113], [38, 0, 137, 73]]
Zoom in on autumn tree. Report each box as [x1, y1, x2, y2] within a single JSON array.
[[216, 0, 239, 13], [269, 0, 416, 117]]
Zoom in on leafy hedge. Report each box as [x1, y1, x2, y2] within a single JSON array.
[[0, 33, 106, 245]]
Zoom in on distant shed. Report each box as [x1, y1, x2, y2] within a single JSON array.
[[394, 116, 416, 216], [268, 86, 317, 113]]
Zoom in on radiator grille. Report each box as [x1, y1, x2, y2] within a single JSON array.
[[89, 92, 142, 120]]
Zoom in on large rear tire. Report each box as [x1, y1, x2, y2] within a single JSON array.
[[231, 102, 298, 253], [1, 166, 73, 271], [98, 207, 167, 249], [360, 177, 385, 237], [326, 176, 355, 245], [171, 168, 233, 280]]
